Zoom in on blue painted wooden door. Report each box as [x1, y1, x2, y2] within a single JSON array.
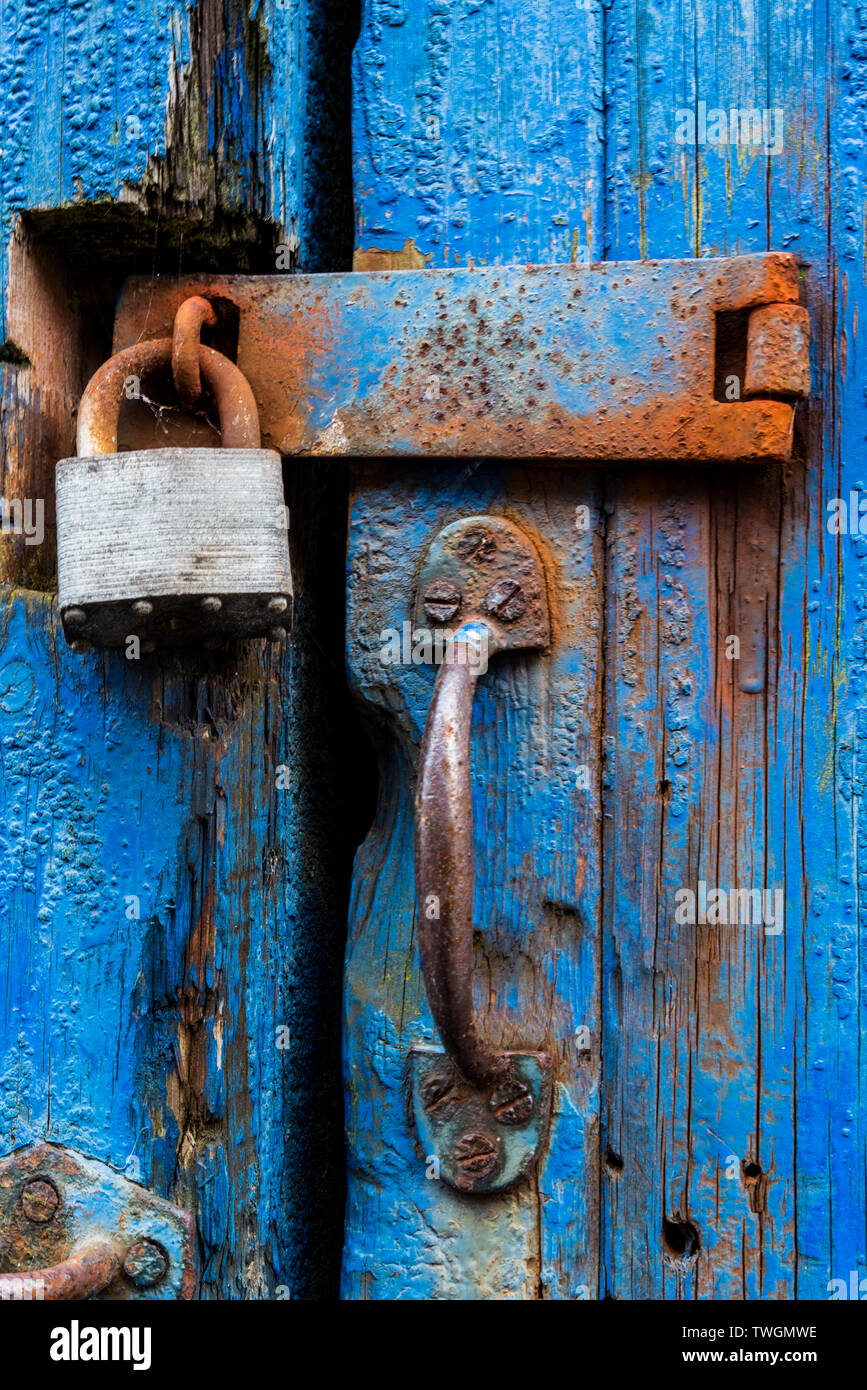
[[341, 0, 864, 1301], [1, 0, 863, 1305]]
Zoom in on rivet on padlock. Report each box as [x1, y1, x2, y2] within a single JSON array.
[[55, 297, 293, 652]]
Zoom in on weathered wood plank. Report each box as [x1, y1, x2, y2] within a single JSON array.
[[343, 464, 604, 1299], [600, 0, 850, 1301], [761, 0, 827, 1300], [352, 0, 604, 269], [0, 591, 291, 1294], [790, 0, 867, 1298], [344, 0, 605, 1300], [0, 0, 357, 1298], [602, 0, 792, 1299]]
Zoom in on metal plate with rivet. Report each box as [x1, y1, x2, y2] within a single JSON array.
[[413, 514, 550, 652], [410, 1049, 553, 1194], [0, 1144, 195, 1300]]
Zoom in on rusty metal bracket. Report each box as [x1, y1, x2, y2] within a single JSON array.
[[114, 252, 809, 462], [411, 1048, 553, 1195], [410, 516, 552, 1194], [0, 1144, 196, 1300]]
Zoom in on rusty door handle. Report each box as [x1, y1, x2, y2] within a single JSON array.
[[415, 619, 507, 1089], [409, 516, 555, 1193], [0, 1240, 120, 1300]]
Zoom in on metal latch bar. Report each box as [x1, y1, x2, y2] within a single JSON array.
[[114, 252, 809, 463]]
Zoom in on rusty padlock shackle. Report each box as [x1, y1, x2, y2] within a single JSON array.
[[172, 295, 218, 413], [76, 305, 260, 457]]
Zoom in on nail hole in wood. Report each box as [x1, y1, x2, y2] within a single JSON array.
[[663, 1217, 700, 1263], [604, 1145, 624, 1173], [742, 1159, 768, 1213]]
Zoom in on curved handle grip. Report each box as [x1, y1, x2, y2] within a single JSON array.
[[0, 1240, 120, 1300], [415, 621, 512, 1089]]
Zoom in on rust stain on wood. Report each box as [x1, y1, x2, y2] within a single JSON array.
[[353, 237, 433, 270]]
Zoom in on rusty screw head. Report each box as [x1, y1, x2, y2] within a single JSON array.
[[456, 528, 498, 563], [63, 607, 87, 627], [423, 579, 462, 626], [489, 1077, 534, 1126], [122, 1239, 169, 1289], [485, 578, 526, 623], [420, 1072, 461, 1121], [452, 1132, 499, 1188], [21, 1179, 60, 1224]]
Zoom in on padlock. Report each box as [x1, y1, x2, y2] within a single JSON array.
[[55, 313, 292, 652]]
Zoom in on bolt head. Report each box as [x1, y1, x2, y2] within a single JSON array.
[[63, 607, 87, 626], [452, 1132, 499, 1189], [131, 600, 153, 618], [270, 626, 288, 642], [485, 578, 526, 623], [141, 640, 156, 654], [423, 579, 462, 626], [268, 596, 289, 613], [489, 1077, 534, 1125], [420, 1072, 461, 1121], [456, 528, 498, 563], [69, 639, 94, 655], [201, 596, 222, 614], [122, 1239, 168, 1289], [21, 1179, 60, 1223]]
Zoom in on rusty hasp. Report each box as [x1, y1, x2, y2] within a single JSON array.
[[114, 252, 809, 462], [0, 1144, 195, 1300], [409, 516, 552, 1194], [55, 295, 293, 653]]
